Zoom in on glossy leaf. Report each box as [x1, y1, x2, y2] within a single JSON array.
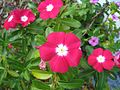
[[59, 79, 84, 89], [61, 18, 81, 28], [31, 70, 52, 80], [31, 80, 50, 90], [8, 70, 19, 77]]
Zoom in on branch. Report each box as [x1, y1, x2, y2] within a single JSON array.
[[82, 2, 109, 37]]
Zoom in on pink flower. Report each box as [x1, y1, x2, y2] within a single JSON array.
[[116, 2, 120, 7], [38, 32, 82, 73], [18, 9, 35, 27], [90, 0, 99, 4], [114, 51, 120, 68], [111, 14, 119, 21], [39, 59, 46, 70], [88, 36, 99, 46], [88, 48, 114, 72], [37, 0, 63, 20], [4, 9, 35, 30], [4, 10, 19, 30]]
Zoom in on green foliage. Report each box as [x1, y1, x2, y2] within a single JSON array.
[[0, 0, 120, 90], [58, 79, 84, 89], [31, 70, 52, 80]]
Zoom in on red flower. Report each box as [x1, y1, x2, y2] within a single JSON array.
[[38, 32, 82, 73], [4, 10, 19, 30], [37, 0, 63, 20], [18, 9, 35, 27], [4, 9, 35, 30], [8, 43, 13, 49], [88, 48, 114, 72]]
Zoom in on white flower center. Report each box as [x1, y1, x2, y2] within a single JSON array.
[[46, 4, 54, 11], [97, 55, 105, 63], [21, 15, 28, 22], [8, 15, 13, 22], [56, 44, 68, 56]]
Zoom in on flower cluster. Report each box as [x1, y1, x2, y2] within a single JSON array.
[[2, 0, 120, 90], [4, 9, 35, 30], [38, 32, 116, 73], [3, 0, 120, 74]]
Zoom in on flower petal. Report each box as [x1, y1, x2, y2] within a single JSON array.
[[3, 9, 20, 30], [65, 33, 81, 49], [40, 11, 50, 20], [93, 63, 103, 72], [49, 8, 60, 18], [93, 48, 103, 56], [27, 10, 36, 22], [4, 20, 17, 30], [65, 49, 82, 67], [47, 32, 66, 45], [102, 60, 115, 70], [88, 55, 97, 66], [52, 0, 63, 8], [37, 1, 47, 12], [49, 55, 69, 73], [38, 42, 56, 61], [103, 50, 113, 61]]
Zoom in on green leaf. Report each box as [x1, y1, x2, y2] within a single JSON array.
[[62, 18, 81, 28], [26, 49, 35, 60], [72, 29, 82, 37], [0, 70, 7, 84], [79, 69, 95, 78], [78, 9, 88, 16], [8, 58, 24, 71], [23, 71, 30, 81], [85, 45, 94, 56], [109, 72, 117, 80], [95, 72, 107, 90], [104, 83, 110, 90], [31, 87, 42, 90], [31, 70, 52, 80], [32, 50, 40, 59], [28, 2, 37, 10], [9, 34, 21, 42], [80, 58, 91, 69], [59, 79, 84, 89], [54, 23, 61, 31], [27, 23, 44, 34], [45, 27, 53, 37], [8, 70, 19, 77], [31, 80, 50, 90], [34, 35, 46, 46], [61, 24, 70, 31], [61, 4, 77, 17], [0, 67, 4, 70], [26, 49, 39, 61]]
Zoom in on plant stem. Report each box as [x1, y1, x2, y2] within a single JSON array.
[[82, 2, 109, 37], [51, 73, 59, 90]]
